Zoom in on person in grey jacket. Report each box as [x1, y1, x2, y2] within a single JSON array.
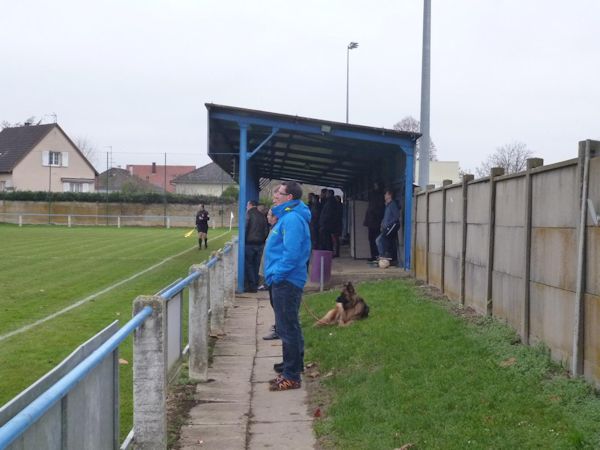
[[375, 189, 400, 261]]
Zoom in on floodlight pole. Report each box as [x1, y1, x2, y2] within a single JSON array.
[[346, 42, 358, 123], [418, 0, 432, 187]]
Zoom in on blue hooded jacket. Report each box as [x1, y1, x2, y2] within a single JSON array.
[[264, 199, 312, 289]]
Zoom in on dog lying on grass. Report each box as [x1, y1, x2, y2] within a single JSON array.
[[315, 282, 369, 326]]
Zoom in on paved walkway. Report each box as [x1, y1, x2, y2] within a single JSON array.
[[178, 290, 316, 450]]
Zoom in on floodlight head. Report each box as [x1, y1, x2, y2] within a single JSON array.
[[348, 42, 359, 50]]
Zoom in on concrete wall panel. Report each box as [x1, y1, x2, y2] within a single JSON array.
[[444, 256, 461, 302], [584, 293, 600, 386], [464, 263, 487, 314], [445, 187, 462, 222], [587, 228, 600, 296], [429, 222, 442, 254], [428, 253, 442, 289], [492, 271, 524, 332], [495, 177, 526, 227], [415, 246, 427, 280], [416, 195, 427, 222], [428, 192, 443, 222], [530, 282, 574, 365], [467, 182, 490, 224], [493, 225, 525, 276], [445, 222, 462, 258], [530, 227, 577, 291], [532, 165, 578, 228], [465, 223, 488, 266]]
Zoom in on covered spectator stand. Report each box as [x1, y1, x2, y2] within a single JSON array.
[[206, 104, 419, 292]]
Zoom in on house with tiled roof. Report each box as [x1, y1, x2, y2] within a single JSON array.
[[0, 123, 98, 192], [126, 163, 195, 193], [96, 168, 162, 193], [171, 162, 237, 196]]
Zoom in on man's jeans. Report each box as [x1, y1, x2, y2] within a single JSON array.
[[271, 280, 304, 382], [244, 244, 264, 291]]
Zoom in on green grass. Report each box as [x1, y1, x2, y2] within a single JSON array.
[[0, 223, 234, 441], [302, 279, 600, 449]]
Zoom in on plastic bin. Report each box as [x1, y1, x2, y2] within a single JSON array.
[[309, 250, 333, 283]]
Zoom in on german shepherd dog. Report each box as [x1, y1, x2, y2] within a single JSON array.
[[315, 282, 369, 326]]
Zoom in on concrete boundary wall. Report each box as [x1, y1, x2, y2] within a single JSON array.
[[0, 201, 239, 227], [412, 140, 600, 385]]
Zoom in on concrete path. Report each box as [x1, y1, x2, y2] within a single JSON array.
[[178, 290, 316, 450]]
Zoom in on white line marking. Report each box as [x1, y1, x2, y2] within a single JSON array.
[[0, 231, 232, 342]]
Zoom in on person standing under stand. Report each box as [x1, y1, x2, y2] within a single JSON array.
[[195, 204, 210, 249], [308, 193, 320, 249], [364, 182, 385, 261], [244, 200, 269, 293], [318, 189, 336, 251], [376, 189, 400, 262], [262, 208, 280, 340], [264, 181, 311, 391], [332, 195, 343, 257]]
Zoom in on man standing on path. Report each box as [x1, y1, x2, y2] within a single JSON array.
[[195, 204, 210, 249], [244, 200, 269, 293], [264, 181, 312, 391]]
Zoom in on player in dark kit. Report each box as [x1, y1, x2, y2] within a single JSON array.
[[195, 204, 210, 249]]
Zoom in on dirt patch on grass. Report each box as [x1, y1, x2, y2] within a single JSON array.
[[167, 377, 199, 450], [303, 362, 336, 450]]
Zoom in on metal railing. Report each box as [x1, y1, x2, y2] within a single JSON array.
[[0, 237, 238, 450]]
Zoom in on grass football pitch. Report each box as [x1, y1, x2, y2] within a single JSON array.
[[0, 223, 234, 439]]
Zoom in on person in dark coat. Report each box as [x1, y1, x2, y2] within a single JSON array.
[[244, 200, 269, 293], [332, 195, 343, 257], [308, 193, 320, 249], [363, 182, 385, 261], [318, 189, 336, 251]]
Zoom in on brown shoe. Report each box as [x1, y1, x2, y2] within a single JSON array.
[[269, 374, 284, 385], [269, 377, 301, 391]]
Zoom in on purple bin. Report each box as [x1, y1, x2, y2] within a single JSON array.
[[309, 250, 333, 283]]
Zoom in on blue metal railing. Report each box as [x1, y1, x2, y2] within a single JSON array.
[[0, 306, 153, 449]]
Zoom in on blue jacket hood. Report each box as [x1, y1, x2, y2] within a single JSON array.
[[271, 199, 311, 222]]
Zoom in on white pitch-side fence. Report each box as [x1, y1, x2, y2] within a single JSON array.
[[0, 238, 238, 450]]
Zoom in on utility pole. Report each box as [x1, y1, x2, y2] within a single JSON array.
[[419, 0, 432, 187]]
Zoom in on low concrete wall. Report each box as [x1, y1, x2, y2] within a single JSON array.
[[0, 201, 240, 228], [412, 140, 600, 386]]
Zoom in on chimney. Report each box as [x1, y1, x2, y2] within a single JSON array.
[[152, 162, 156, 174]]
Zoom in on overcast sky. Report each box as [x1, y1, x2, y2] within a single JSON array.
[[1, 0, 598, 175]]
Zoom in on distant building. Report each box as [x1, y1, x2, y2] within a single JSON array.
[[171, 162, 237, 196], [0, 123, 97, 192], [414, 160, 460, 187], [96, 168, 162, 193], [126, 163, 196, 193]]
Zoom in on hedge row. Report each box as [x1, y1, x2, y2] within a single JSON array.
[[0, 190, 236, 205]]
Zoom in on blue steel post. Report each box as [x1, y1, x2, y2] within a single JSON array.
[[404, 151, 414, 269], [237, 124, 248, 293]]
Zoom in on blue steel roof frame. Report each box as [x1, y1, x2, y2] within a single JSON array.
[[208, 114, 414, 188], [206, 104, 419, 274]]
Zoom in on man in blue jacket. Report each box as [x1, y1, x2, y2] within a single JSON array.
[[264, 180, 312, 391]]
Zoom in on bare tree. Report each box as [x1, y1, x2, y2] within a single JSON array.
[[74, 136, 99, 168], [393, 116, 438, 161], [475, 141, 534, 178]]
